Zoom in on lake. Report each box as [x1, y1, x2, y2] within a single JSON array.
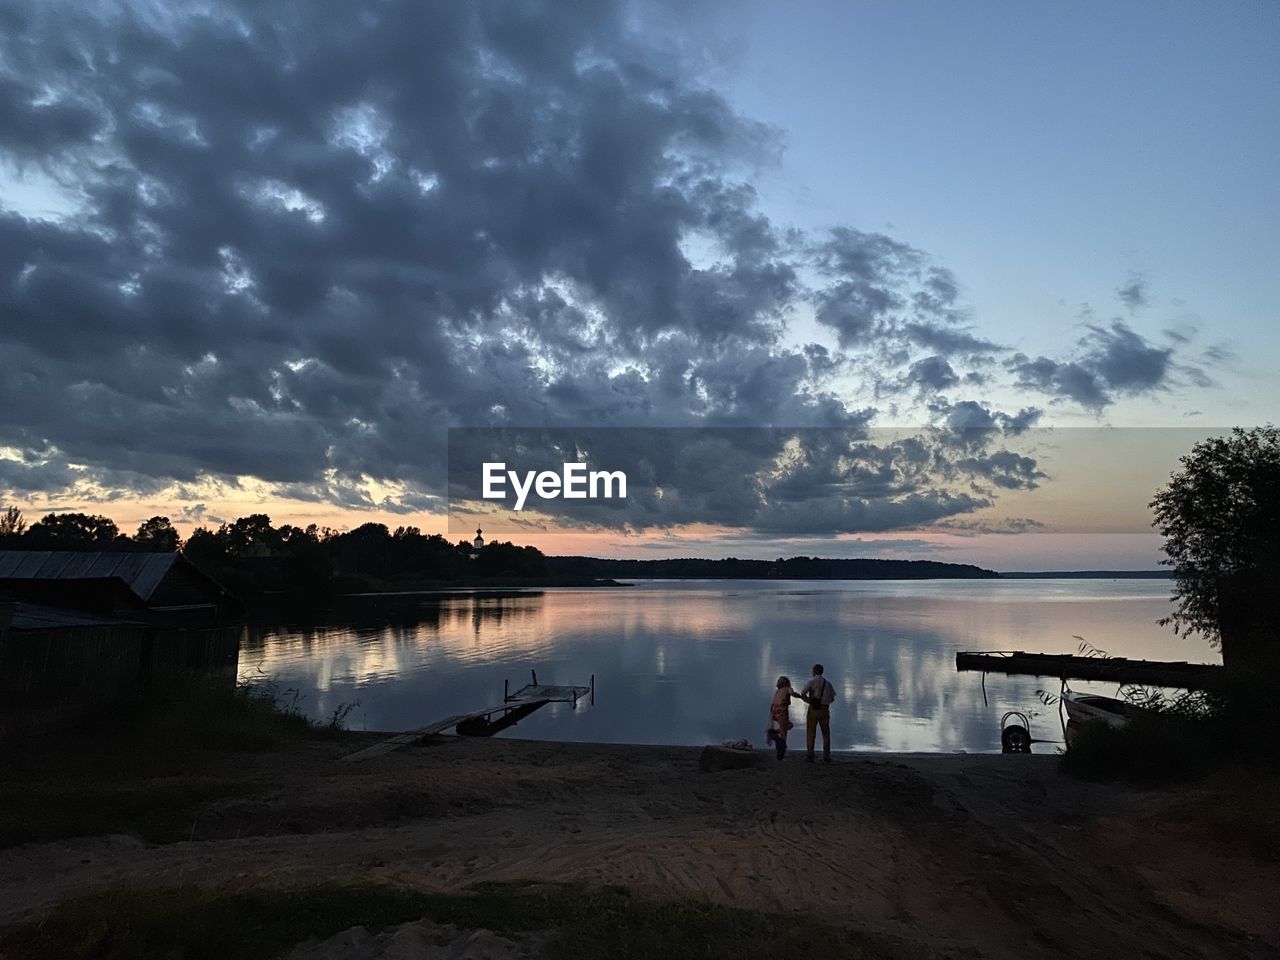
[[238, 578, 1216, 753]]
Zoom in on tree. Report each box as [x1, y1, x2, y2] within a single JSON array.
[[0, 506, 27, 537], [474, 541, 548, 579], [134, 516, 181, 551], [328, 522, 394, 577], [219, 514, 280, 557], [1151, 426, 1280, 671], [25, 512, 123, 548], [183, 527, 226, 570]]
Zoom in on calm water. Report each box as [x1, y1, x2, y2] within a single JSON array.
[[238, 579, 1216, 753]]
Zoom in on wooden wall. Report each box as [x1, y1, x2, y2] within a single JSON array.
[[0, 618, 242, 737]]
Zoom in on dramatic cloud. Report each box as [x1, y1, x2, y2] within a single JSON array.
[[448, 424, 1046, 535], [0, 0, 1216, 532], [810, 228, 967, 353], [1006, 321, 1174, 411], [904, 356, 960, 393]]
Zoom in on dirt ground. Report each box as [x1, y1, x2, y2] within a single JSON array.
[[1, 734, 1277, 960]]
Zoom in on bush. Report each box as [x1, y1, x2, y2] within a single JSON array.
[[1063, 713, 1218, 782], [0, 679, 358, 848], [1064, 679, 1279, 783]]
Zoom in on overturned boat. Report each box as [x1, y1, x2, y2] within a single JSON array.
[[1061, 689, 1152, 747], [1061, 689, 1145, 728]]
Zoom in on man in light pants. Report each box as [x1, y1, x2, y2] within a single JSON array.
[[800, 663, 836, 763]]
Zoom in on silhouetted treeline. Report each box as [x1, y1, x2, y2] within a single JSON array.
[[1, 507, 998, 601], [0, 509, 181, 551], [545, 555, 999, 580], [0, 508, 547, 599], [184, 517, 548, 598]]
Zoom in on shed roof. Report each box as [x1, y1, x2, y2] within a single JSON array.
[[0, 551, 180, 602]]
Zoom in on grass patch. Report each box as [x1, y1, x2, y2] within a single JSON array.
[[5, 883, 431, 960], [150, 679, 345, 752], [420, 881, 898, 960], [3, 881, 904, 960], [0, 775, 250, 847]]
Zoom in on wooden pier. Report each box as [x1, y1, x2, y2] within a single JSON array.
[[340, 671, 593, 763], [955, 651, 1224, 690]]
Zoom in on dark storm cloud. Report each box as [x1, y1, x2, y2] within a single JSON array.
[[449, 423, 1046, 535], [1, 1, 809, 487], [0, 452, 80, 492], [0, 0, 1216, 532], [1006, 321, 1174, 411]]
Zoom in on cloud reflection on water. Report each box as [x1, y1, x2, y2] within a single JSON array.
[[239, 580, 1214, 753]]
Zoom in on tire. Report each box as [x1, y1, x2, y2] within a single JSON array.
[[1001, 724, 1032, 754]]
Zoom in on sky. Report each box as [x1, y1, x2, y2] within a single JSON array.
[[0, 0, 1276, 569]]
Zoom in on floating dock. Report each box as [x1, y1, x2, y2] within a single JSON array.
[[955, 650, 1224, 690], [340, 671, 593, 762]]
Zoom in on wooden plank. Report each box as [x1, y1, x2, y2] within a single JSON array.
[[340, 676, 593, 762], [456, 699, 548, 736], [341, 701, 546, 762], [340, 712, 479, 762], [955, 651, 1224, 690], [507, 684, 589, 702], [416, 713, 473, 736]]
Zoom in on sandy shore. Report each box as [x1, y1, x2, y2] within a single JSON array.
[[2, 735, 1277, 959]]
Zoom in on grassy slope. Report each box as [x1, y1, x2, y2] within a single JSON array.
[[0, 682, 346, 848], [4, 881, 907, 960]]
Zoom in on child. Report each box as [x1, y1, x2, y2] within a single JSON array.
[[766, 675, 798, 760]]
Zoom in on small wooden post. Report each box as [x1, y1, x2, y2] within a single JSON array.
[[531, 668, 537, 686], [590, 673, 595, 706], [504, 678, 509, 702]]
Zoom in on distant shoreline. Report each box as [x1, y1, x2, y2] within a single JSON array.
[[545, 555, 1000, 580], [998, 570, 1173, 579]]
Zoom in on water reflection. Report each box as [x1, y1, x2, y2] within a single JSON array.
[[239, 580, 1215, 753]]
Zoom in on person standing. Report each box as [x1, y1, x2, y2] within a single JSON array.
[[766, 675, 799, 760], [800, 663, 836, 763]]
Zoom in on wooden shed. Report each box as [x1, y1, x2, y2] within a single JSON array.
[[0, 551, 243, 624], [0, 553, 245, 735]]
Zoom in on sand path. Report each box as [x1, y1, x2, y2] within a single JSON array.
[[2, 739, 1276, 959]]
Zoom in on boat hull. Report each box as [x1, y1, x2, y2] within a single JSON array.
[[1063, 693, 1132, 728], [1062, 692, 1148, 749]]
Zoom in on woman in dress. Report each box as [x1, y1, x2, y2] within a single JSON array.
[[766, 675, 799, 760]]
